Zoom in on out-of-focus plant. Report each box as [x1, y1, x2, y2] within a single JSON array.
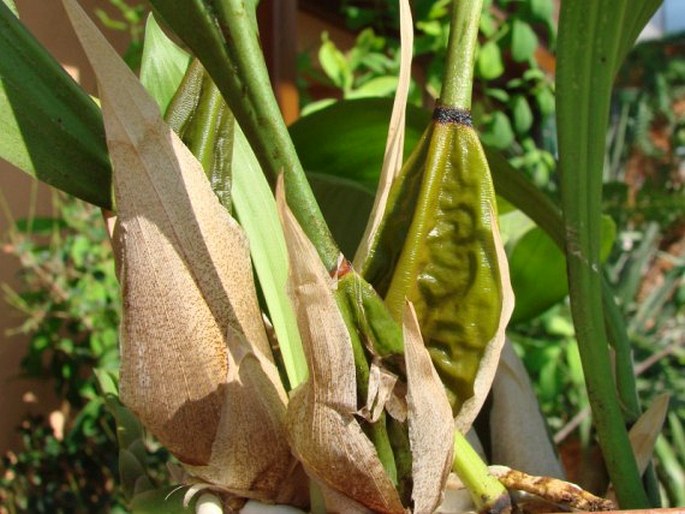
[[301, 0, 557, 186], [0, 195, 170, 513], [95, 0, 146, 69]]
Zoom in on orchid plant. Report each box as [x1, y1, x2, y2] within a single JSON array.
[[0, 0, 667, 512]]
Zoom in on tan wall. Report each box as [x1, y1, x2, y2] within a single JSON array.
[[0, 0, 130, 454]]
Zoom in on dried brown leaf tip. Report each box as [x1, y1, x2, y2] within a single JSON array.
[[403, 302, 454, 514], [63, 0, 299, 502], [277, 183, 405, 513]]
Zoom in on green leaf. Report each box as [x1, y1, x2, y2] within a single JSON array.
[[231, 123, 307, 388], [348, 76, 399, 99], [511, 215, 616, 323], [139, 13, 191, 115], [289, 98, 430, 191], [319, 33, 349, 90], [529, 0, 554, 23], [511, 18, 538, 62], [308, 172, 375, 257], [535, 87, 555, 117], [509, 215, 616, 324], [477, 41, 504, 80], [511, 95, 533, 134], [479, 111, 514, 149], [0, 2, 111, 208]]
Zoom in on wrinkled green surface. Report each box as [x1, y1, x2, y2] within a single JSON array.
[[361, 126, 433, 296], [364, 121, 502, 413]]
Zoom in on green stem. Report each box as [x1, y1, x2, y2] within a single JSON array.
[[452, 431, 510, 512], [212, 0, 339, 270], [149, 0, 340, 271], [440, 0, 483, 109], [557, 1, 649, 507]]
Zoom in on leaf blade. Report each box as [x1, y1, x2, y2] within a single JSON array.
[[0, 1, 111, 208]]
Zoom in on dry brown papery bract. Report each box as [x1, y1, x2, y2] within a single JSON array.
[[63, 0, 302, 503]]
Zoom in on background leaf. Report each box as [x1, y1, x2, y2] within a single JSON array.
[[477, 41, 504, 80], [509, 216, 616, 324], [139, 13, 191, 115], [511, 19, 538, 62], [308, 173, 374, 257], [289, 98, 429, 191]]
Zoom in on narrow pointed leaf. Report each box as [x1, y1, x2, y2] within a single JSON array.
[[232, 123, 307, 388], [557, 1, 655, 506], [64, 0, 296, 500], [355, 0, 413, 267]]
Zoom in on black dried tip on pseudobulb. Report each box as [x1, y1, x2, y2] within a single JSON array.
[[433, 105, 473, 127]]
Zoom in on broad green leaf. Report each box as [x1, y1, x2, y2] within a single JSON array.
[[232, 123, 308, 388], [511, 19, 538, 62], [0, 2, 111, 208], [510, 216, 616, 324], [289, 98, 429, 191], [139, 13, 191, 115], [308, 173, 374, 257], [477, 41, 504, 80]]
